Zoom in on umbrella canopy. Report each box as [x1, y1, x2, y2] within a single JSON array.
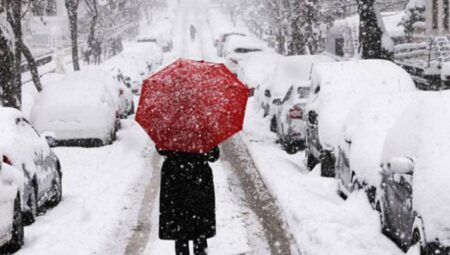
[[136, 59, 249, 153]]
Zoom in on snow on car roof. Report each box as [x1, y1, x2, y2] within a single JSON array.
[[238, 52, 282, 89], [268, 55, 335, 100], [310, 59, 416, 149], [380, 91, 450, 244], [339, 91, 422, 187]]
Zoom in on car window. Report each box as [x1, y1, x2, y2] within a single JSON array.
[[283, 86, 294, 102]]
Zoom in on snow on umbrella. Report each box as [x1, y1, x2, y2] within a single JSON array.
[[135, 59, 249, 153]]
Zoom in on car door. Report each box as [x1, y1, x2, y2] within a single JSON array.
[[382, 172, 415, 246], [17, 118, 52, 198], [0, 169, 14, 242]]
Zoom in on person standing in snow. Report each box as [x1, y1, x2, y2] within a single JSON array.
[[157, 146, 220, 255], [190, 24, 197, 41]]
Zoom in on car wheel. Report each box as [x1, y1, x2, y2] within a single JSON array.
[[23, 183, 38, 226], [3, 193, 24, 253], [410, 229, 425, 254], [306, 150, 319, 171], [128, 101, 135, 115], [283, 140, 298, 154], [270, 115, 277, 133], [351, 173, 362, 192], [50, 170, 62, 207], [320, 150, 335, 177]]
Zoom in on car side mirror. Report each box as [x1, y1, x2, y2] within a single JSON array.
[[381, 157, 414, 175], [272, 98, 282, 105], [42, 132, 57, 147]]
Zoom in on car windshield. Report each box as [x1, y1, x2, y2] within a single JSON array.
[[297, 87, 310, 98], [234, 48, 262, 54]]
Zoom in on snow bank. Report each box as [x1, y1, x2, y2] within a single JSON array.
[[380, 91, 450, 245], [340, 91, 422, 187], [310, 59, 416, 150]]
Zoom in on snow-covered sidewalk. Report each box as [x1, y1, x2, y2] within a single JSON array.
[[16, 120, 154, 255]]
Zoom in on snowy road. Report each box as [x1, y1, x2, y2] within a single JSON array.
[[140, 0, 299, 254], [13, 0, 410, 255]]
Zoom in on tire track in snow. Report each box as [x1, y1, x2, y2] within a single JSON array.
[[124, 151, 162, 255], [221, 136, 302, 255]]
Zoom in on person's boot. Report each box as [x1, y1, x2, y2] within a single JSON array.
[[175, 239, 189, 255], [193, 237, 207, 255]]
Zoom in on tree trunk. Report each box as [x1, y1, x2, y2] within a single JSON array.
[[0, 19, 17, 108], [65, 0, 80, 71], [18, 39, 42, 92], [5, 0, 23, 109]]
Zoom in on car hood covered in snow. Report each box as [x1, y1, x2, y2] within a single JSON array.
[[380, 91, 450, 245]]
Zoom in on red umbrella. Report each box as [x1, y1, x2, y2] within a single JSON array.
[[135, 59, 249, 153]]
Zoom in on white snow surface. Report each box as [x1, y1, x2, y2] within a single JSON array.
[[309, 59, 417, 150], [380, 91, 450, 245]]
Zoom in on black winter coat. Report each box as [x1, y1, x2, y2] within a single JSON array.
[[157, 147, 220, 240]]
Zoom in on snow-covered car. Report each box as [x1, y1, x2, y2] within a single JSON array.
[[0, 107, 62, 225], [31, 75, 120, 147], [0, 162, 24, 253], [126, 42, 163, 72], [262, 55, 334, 153], [305, 60, 416, 177], [236, 51, 282, 96], [223, 36, 266, 74], [138, 20, 173, 52], [215, 32, 247, 57], [102, 54, 149, 95], [64, 68, 133, 118], [335, 91, 420, 202], [377, 92, 450, 254]]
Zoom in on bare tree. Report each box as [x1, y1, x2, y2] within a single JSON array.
[[65, 0, 81, 71], [0, 9, 17, 108]]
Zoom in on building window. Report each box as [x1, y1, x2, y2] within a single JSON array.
[[433, 0, 439, 29], [445, 0, 450, 30]]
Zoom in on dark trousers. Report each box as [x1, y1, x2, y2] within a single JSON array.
[[175, 237, 208, 255]]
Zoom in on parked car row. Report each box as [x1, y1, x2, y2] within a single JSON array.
[[0, 107, 63, 253], [297, 59, 450, 254], [235, 48, 335, 154]]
